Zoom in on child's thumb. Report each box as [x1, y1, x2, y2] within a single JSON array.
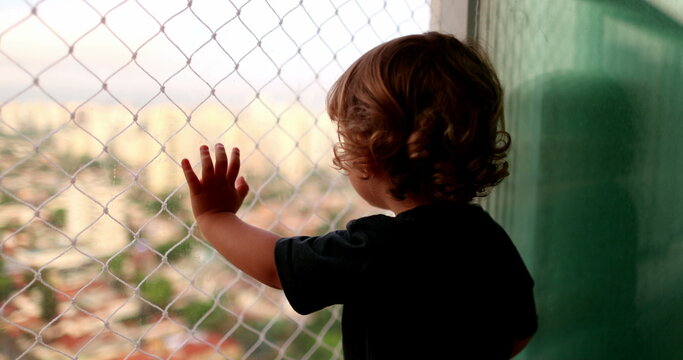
[[236, 176, 249, 201]]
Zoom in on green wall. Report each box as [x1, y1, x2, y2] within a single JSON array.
[[478, 0, 683, 358]]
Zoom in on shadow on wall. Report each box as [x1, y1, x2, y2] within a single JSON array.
[[506, 1, 683, 358], [530, 73, 639, 359]]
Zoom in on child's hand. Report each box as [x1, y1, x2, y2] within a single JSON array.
[[181, 144, 249, 219]]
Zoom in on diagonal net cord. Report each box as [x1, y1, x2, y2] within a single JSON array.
[[0, 0, 430, 359]]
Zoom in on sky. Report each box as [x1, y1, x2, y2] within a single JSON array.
[[0, 0, 430, 111]]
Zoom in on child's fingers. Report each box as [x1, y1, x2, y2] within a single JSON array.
[[200, 145, 214, 182], [226, 147, 240, 184], [181, 159, 201, 194], [214, 143, 228, 177]]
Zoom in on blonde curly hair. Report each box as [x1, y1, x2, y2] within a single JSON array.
[[327, 32, 510, 203]]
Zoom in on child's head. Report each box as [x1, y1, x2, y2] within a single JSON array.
[[327, 31, 510, 204]]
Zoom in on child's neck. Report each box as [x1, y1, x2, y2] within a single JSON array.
[[386, 197, 430, 215], [366, 170, 430, 215]]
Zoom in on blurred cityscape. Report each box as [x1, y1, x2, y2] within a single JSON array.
[[0, 0, 428, 357], [0, 100, 374, 359]]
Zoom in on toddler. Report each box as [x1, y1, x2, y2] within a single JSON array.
[[181, 32, 537, 359]]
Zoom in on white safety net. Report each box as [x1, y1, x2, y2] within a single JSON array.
[[0, 0, 429, 359]]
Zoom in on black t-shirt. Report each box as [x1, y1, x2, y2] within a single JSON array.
[[274, 202, 537, 359]]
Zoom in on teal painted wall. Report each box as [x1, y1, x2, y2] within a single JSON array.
[[477, 1, 683, 358]]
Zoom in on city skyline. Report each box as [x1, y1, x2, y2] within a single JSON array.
[[0, 0, 429, 358], [0, 102, 368, 359]]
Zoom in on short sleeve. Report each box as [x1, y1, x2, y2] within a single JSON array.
[[513, 285, 538, 339], [274, 217, 386, 315], [508, 267, 538, 339], [497, 228, 538, 339]]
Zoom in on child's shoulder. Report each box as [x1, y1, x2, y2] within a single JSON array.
[[396, 201, 484, 217], [347, 202, 491, 236]]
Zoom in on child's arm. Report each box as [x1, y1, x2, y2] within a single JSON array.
[[181, 144, 282, 289]]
